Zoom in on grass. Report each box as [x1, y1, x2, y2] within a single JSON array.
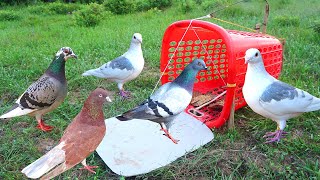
[[0, 0, 320, 179]]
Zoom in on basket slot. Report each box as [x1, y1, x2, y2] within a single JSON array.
[[162, 27, 229, 94]]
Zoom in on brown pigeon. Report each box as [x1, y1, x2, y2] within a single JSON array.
[[21, 88, 112, 179], [0, 47, 77, 132]]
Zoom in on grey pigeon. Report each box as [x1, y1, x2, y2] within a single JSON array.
[[243, 48, 320, 143], [82, 33, 144, 98], [0, 47, 77, 132], [116, 59, 207, 144]]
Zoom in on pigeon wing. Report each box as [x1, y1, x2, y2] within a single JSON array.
[[18, 76, 61, 110], [120, 83, 191, 120], [98, 56, 134, 80], [259, 81, 316, 115]]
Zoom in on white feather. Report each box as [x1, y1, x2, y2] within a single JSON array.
[[82, 67, 108, 78], [0, 106, 36, 119], [150, 83, 192, 117], [21, 142, 66, 179]]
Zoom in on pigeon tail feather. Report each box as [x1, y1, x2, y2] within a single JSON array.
[[0, 104, 35, 119], [116, 115, 131, 121], [305, 97, 320, 112], [21, 144, 65, 179], [40, 163, 67, 180], [82, 69, 106, 78]]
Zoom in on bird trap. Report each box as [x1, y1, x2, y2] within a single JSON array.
[[160, 19, 283, 128], [97, 19, 283, 177]]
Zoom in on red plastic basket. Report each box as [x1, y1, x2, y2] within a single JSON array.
[[160, 20, 283, 129]]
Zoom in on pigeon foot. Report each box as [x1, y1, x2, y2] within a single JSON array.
[[263, 130, 287, 143], [36, 120, 53, 132], [160, 128, 179, 144], [79, 165, 98, 174]]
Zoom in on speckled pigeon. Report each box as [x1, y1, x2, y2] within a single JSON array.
[[21, 88, 112, 179], [116, 59, 207, 144], [0, 47, 77, 132], [82, 33, 144, 98], [243, 48, 320, 143]]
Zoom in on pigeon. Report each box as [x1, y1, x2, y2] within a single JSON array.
[[82, 33, 144, 98], [21, 88, 112, 180], [116, 59, 207, 144], [0, 47, 77, 132], [243, 48, 320, 143]]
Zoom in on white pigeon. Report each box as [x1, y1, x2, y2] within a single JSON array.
[[116, 59, 207, 144], [243, 48, 320, 143], [82, 33, 144, 98]]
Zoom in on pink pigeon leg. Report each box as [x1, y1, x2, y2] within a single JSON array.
[[36, 118, 53, 132], [160, 123, 179, 144], [79, 159, 98, 174], [263, 130, 288, 143]]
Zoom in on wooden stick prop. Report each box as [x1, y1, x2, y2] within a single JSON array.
[[262, 0, 269, 34]]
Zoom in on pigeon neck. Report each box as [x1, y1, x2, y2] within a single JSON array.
[[46, 57, 66, 82], [173, 67, 198, 93], [129, 42, 141, 52], [81, 102, 105, 125], [247, 61, 268, 75]]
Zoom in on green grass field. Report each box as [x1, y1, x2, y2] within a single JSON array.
[[0, 0, 319, 179]]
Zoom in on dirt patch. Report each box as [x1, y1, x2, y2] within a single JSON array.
[[290, 129, 304, 140], [1, 117, 11, 125], [68, 169, 85, 179], [0, 92, 18, 103], [11, 122, 29, 131], [68, 89, 85, 105], [0, 128, 4, 137], [141, 65, 159, 78], [36, 138, 56, 154], [209, 147, 267, 176]]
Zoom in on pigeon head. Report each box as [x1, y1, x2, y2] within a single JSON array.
[[47, 47, 77, 76], [132, 33, 142, 44], [245, 48, 262, 64], [55, 47, 78, 61], [173, 59, 207, 92], [87, 88, 112, 106], [189, 58, 207, 71]]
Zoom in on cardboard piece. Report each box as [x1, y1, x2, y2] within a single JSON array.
[[96, 112, 214, 177]]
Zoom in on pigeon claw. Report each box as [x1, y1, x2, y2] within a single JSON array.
[[160, 128, 179, 144], [263, 130, 287, 143], [36, 120, 54, 132], [79, 165, 98, 174]]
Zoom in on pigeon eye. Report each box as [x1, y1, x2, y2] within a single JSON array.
[[197, 62, 201, 66], [255, 53, 258, 57], [99, 94, 103, 97], [134, 36, 136, 39]]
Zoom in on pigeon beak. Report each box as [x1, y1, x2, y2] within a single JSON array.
[[106, 96, 112, 102], [204, 65, 208, 70], [64, 53, 78, 61], [70, 53, 78, 59], [244, 56, 250, 64]]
